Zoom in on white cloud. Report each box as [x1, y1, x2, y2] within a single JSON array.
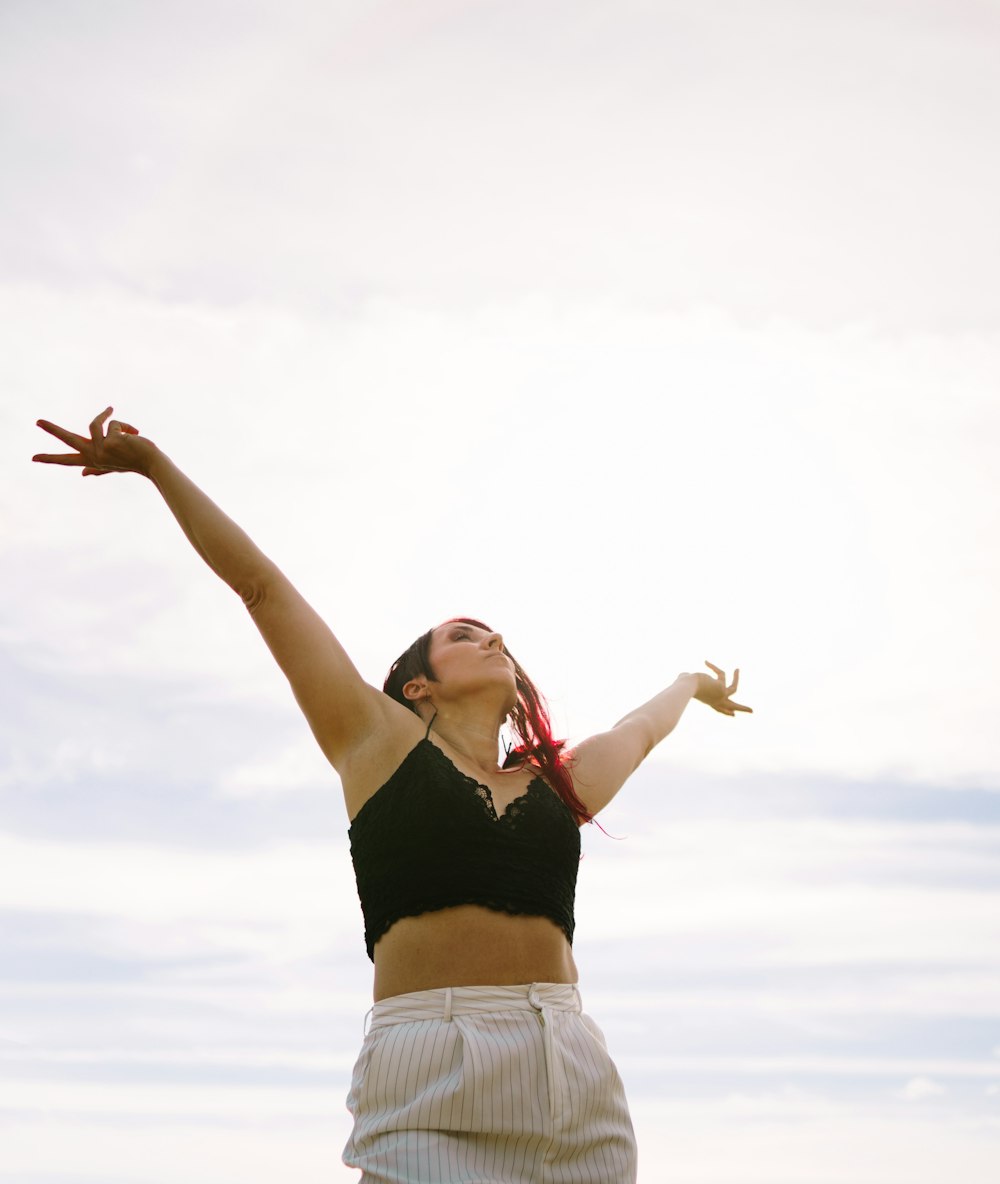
[[0, 1076, 339, 1119], [0, 1113, 360, 1184], [578, 816, 1000, 973], [899, 1075, 947, 1101], [219, 742, 342, 798], [5, 0, 998, 331], [7, 286, 1000, 784], [0, 831, 359, 934], [0, 1044, 349, 1071], [630, 1095, 1000, 1184]]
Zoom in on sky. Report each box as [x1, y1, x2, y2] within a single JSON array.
[[2, 1, 999, 1181]]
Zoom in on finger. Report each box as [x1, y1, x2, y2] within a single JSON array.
[[36, 419, 89, 449], [730, 702, 753, 713], [82, 467, 114, 476], [705, 661, 725, 680], [119, 423, 139, 435], [32, 452, 86, 465], [728, 669, 740, 694], [90, 406, 113, 445]]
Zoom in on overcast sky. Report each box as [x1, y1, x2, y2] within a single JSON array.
[[3, 2, 999, 1182]]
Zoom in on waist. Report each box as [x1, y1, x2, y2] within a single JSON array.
[[369, 982, 584, 1029], [372, 906, 578, 1001]]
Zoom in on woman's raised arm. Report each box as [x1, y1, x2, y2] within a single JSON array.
[[33, 408, 391, 771], [566, 665, 752, 819]]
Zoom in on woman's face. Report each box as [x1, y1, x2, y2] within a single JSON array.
[[426, 620, 516, 701]]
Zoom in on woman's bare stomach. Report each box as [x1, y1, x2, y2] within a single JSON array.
[[372, 905, 579, 1002]]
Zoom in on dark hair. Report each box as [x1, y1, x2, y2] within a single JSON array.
[[383, 617, 594, 825]]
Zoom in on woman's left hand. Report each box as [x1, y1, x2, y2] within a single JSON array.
[[688, 663, 752, 716]]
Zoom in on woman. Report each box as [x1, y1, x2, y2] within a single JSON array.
[[34, 408, 752, 1183]]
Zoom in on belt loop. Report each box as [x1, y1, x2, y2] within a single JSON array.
[[443, 986, 453, 1022]]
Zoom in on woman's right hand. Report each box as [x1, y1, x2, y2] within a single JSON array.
[[33, 406, 159, 477]]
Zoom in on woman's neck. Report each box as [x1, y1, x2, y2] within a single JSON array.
[[424, 705, 510, 775]]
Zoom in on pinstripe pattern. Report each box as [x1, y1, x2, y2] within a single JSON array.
[[343, 983, 637, 1183]]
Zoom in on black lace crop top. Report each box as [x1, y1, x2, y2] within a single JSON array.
[[348, 719, 581, 961]]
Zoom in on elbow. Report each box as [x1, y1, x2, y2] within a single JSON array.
[[236, 559, 281, 616], [238, 577, 268, 616]]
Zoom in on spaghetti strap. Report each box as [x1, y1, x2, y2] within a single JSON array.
[[425, 711, 437, 739]]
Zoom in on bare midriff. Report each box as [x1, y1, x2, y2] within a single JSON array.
[[372, 905, 579, 1002]]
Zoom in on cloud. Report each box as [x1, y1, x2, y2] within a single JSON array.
[[630, 1093, 1000, 1184], [218, 742, 341, 798], [8, 285, 1000, 784], [4, 0, 999, 331], [0, 832, 359, 930], [899, 1075, 946, 1101], [0, 1111, 360, 1184]]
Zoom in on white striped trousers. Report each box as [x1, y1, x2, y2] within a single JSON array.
[[343, 982, 637, 1183]]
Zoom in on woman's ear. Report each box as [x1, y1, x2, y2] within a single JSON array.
[[402, 676, 429, 703]]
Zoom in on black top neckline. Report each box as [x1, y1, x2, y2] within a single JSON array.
[[349, 736, 548, 828]]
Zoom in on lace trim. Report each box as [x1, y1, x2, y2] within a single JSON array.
[[420, 738, 548, 825], [369, 900, 574, 952]]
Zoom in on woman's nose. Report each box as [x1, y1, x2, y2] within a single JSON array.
[[486, 632, 503, 651]]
